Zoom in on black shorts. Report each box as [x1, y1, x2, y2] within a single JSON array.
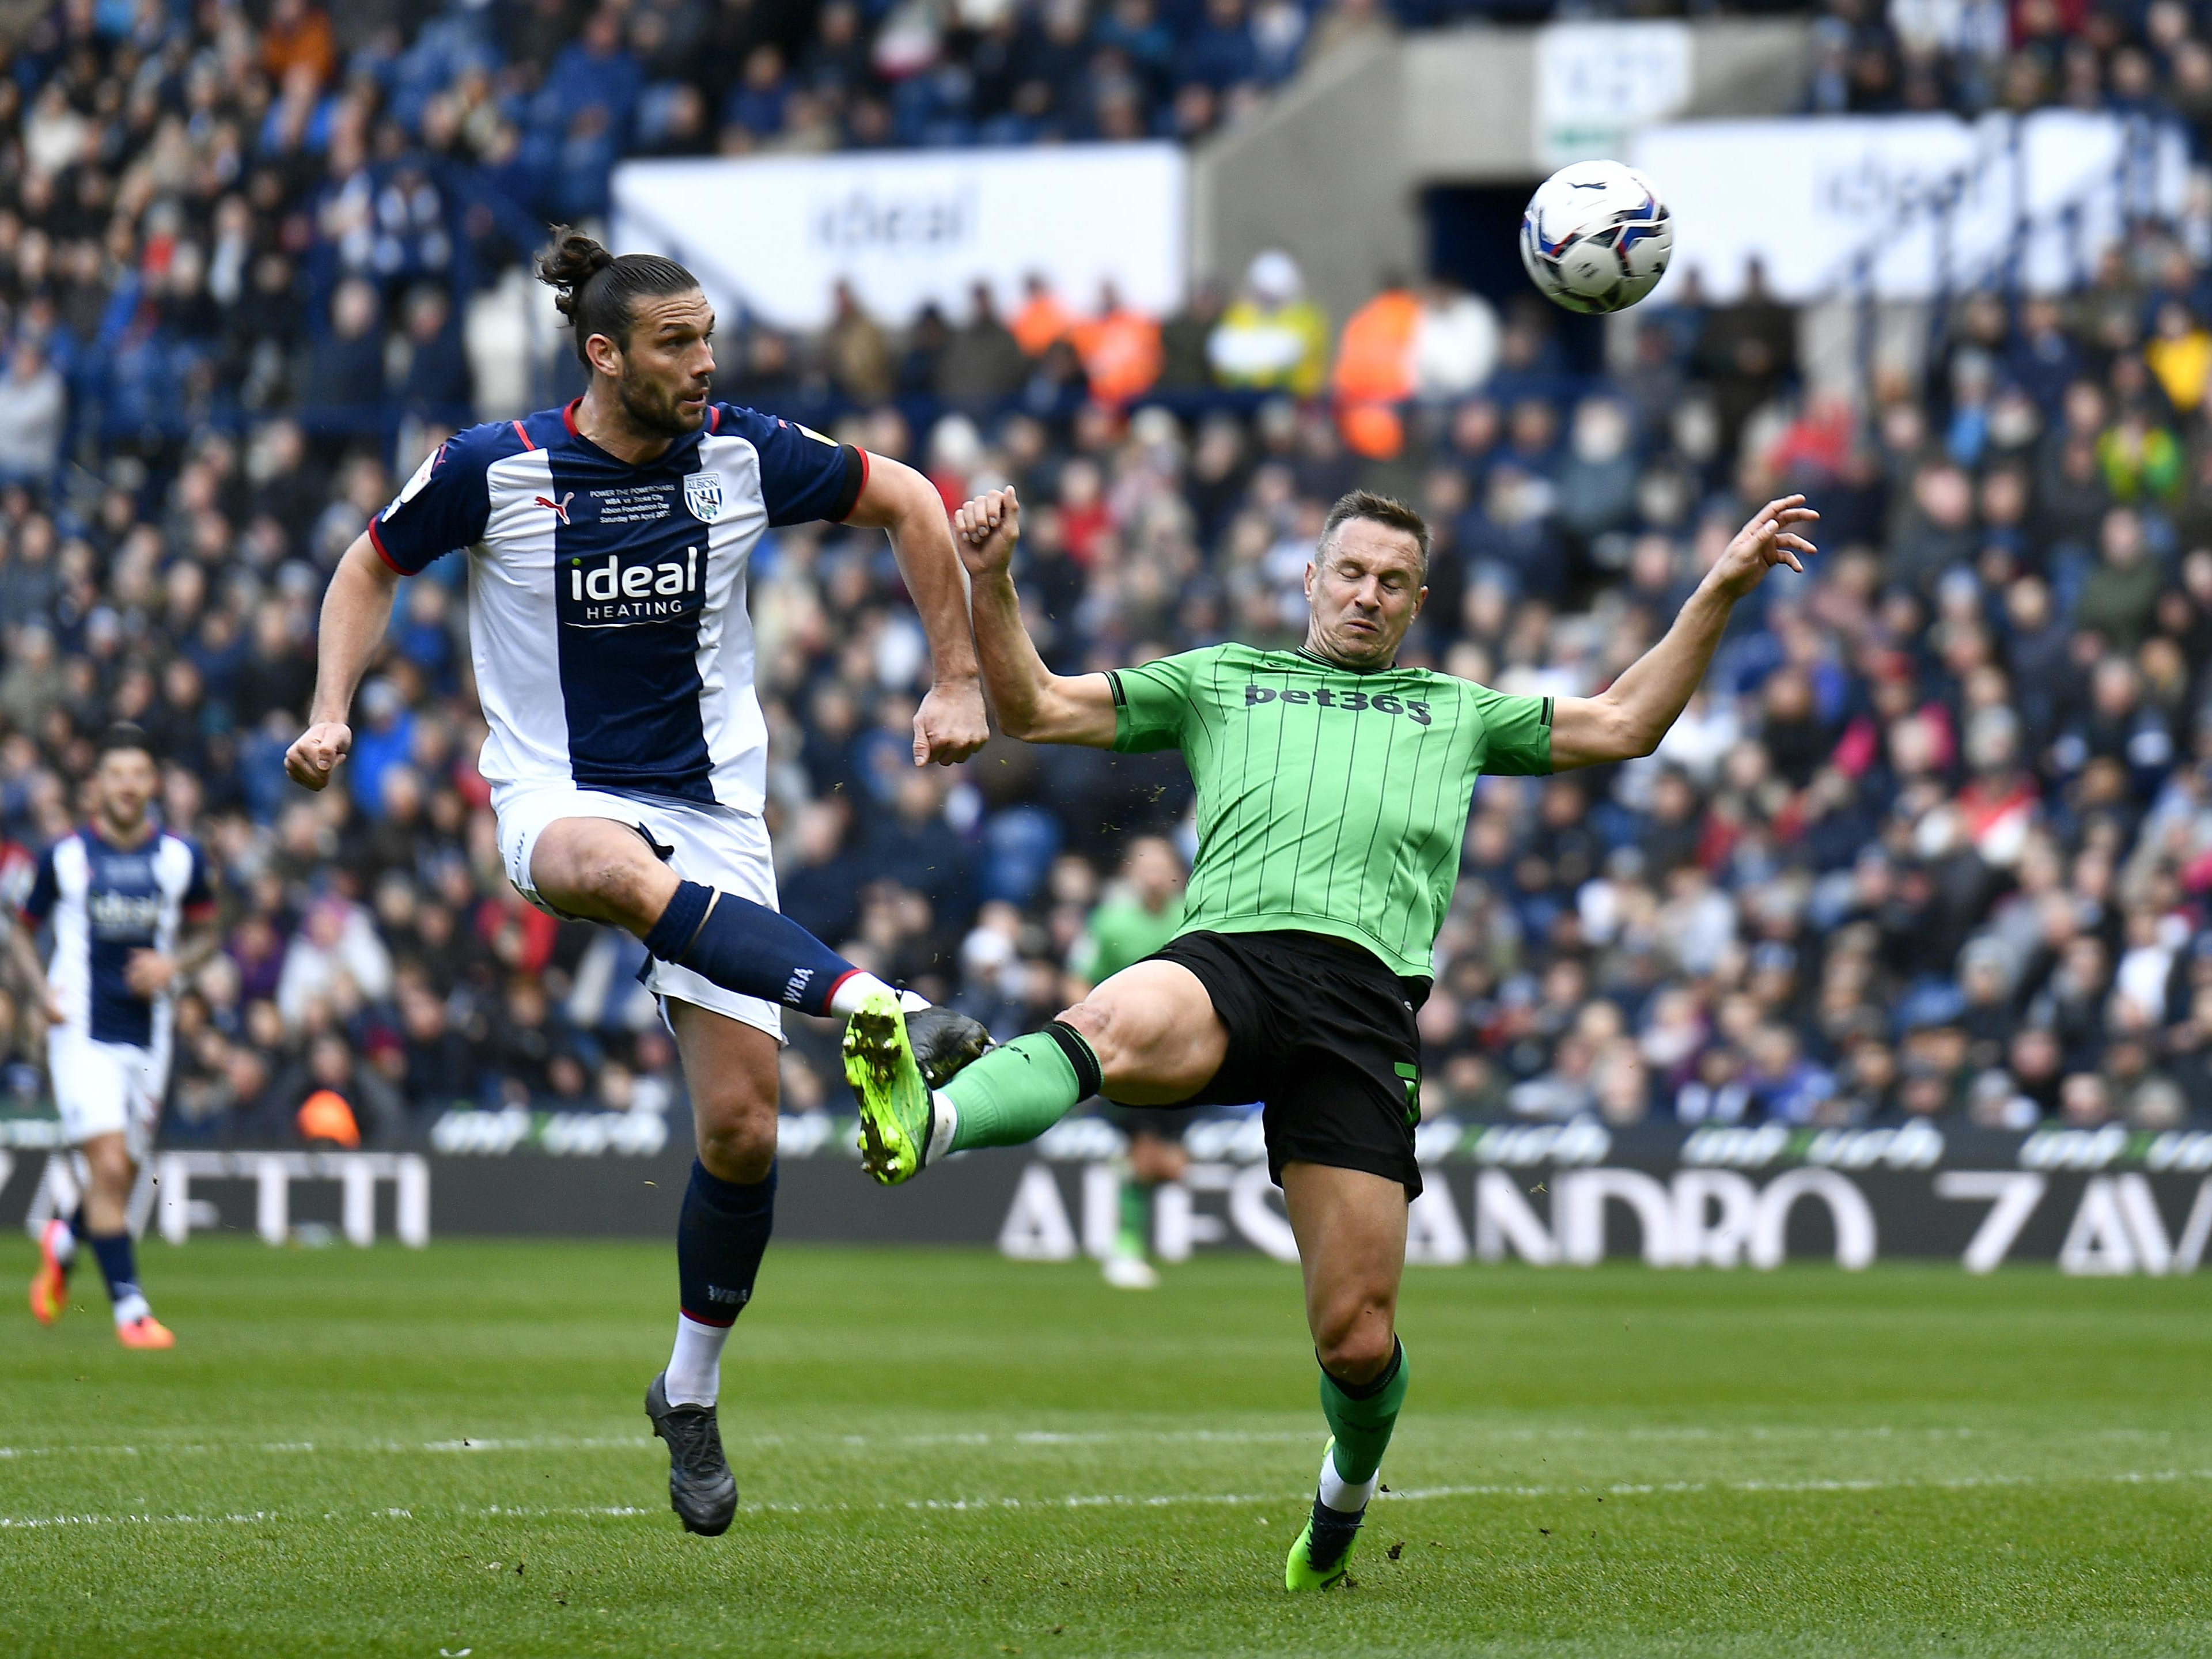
[[1130, 929, 1427, 1197]]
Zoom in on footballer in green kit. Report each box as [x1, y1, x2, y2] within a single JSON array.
[[842, 482, 1819, 1590], [1071, 835, 1190, 1290]]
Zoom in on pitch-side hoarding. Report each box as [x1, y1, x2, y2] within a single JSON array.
[[6, 1114, 2209, 1276]]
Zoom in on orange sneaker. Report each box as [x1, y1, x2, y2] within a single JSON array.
[[28, 1219, 70, 1327], [116, 1315, 175, 1350]]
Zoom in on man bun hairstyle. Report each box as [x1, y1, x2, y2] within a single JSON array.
[[536, 225, 701, 365], [1322, 489, 1431, 575], [97, 721, 154, 760]]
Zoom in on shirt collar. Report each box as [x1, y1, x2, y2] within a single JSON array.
[[1293, 645, 1396, 676]]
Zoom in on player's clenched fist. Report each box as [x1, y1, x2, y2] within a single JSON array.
[[912, 680, 989, 767], [953, 487, 1020, 578], [283, 721, 354, 791]]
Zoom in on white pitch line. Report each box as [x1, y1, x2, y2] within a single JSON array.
[[0, 1428, 1326, 1460], [6, 1468, 2211, 1532], [7, 1421, 2187, 1462]]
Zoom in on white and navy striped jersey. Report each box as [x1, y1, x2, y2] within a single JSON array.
[[368, 399, 867, 813], [21, 828, 212, 1048]]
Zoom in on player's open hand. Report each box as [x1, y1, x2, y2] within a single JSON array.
[[952, 487, 1020, 579], [1713, 495, 1819, 599], [914, 678, 988, 767], [285, 721, 353, 791]]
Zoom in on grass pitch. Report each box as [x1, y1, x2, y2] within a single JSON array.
[[2, 1240, 2210, 1658]]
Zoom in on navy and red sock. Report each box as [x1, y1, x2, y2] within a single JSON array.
[[642, 882, 863, 1016], [665, 1159, 777, 1407]]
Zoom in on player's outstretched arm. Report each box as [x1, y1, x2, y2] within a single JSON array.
[[285, 530, 400, 791], [1550, 494, 1818, 771], [5, 918, 56, 1024], [843, 454, 989, 767], [952, 487, 1117, 748]]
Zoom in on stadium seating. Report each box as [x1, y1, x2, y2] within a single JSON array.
[[4, 0, 2212, 1148]]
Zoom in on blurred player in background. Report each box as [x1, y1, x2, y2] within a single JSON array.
[[1069, 835, 1188, 1289], [17, 725, 218, 1349], [285, 229, 990, 1537], [850, 482, 1817, 1591]]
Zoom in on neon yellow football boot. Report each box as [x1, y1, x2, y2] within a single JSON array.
[[843, 990, 934, 1184], [1285, 1438, 1365, 1590]]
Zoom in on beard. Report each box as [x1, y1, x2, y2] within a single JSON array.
[[615, 362, 707, 438]]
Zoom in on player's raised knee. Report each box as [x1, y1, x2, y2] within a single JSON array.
[[1054, 996, 1156, 1086], [532, 823, 668, 927], [1053, 996, 1115, 1052]]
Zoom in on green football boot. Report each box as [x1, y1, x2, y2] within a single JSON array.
[[1285, 1438, 1365, 1591], [843, 991, 937, 1184]]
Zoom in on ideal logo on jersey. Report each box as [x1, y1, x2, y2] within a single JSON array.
[[1243, 684, 1433, 726], [88, 889, 162, 938], [562, 546, 704, 628]]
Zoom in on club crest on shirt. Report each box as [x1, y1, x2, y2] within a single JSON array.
[[683, 471, 724, 523]]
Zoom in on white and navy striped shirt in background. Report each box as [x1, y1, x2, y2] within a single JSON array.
[[21, 828, 213, 1047], [369, 400, 867, 815]]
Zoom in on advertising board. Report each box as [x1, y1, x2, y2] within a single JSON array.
[[1630, 112, 2187, 302], [611, 143, 1187, 332], [8, 1115, 2209, 1277]]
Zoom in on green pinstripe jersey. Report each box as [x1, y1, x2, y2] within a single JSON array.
[[1107, 643, 1553, 980]]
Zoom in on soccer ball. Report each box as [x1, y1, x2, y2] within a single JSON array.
[[1518, 160, 1673, 316]]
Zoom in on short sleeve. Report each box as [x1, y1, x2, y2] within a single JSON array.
[[20, 846, 56, 926], [1471, 684, 1554, 777], [717, 406, 865, 526], [181, 842, 215, 918], [1107, 650, 1204, 754], [368, 427, 501, 574]]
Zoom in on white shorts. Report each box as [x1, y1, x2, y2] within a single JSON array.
[[50, 1030, 168, 1160], [493, 782, 785, 1043]]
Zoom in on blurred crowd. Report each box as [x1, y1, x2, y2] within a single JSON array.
[[1809, 0, 2212, 135], [12, 0, 2212, 1150], [13, 224, 2212, 1148]]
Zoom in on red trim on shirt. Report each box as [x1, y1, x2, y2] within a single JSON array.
[[707, 404, 722, 433], [511, 418, 535, 450], [562, 398, 583, 435], [366, 515, 407, 574]]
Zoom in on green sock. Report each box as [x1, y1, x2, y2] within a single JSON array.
[[945, 1028, 1099, 1152], [1320, 1339, 1408, 1487], [1117, 1176, 1151, 1257]]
